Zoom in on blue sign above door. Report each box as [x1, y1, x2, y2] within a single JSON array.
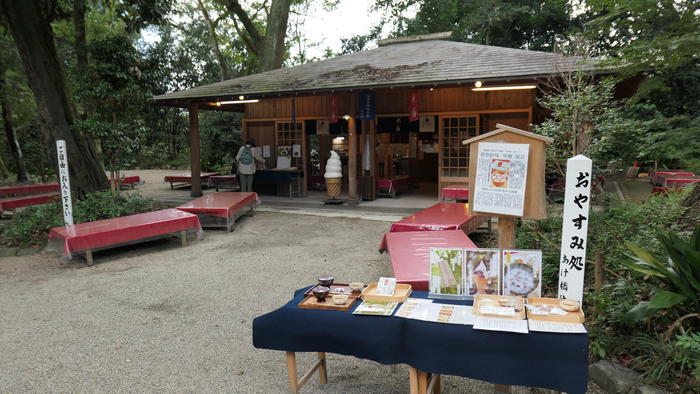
[[358, 91, 376, 120]]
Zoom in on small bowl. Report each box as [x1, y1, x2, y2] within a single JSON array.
[[560, 299, 580, 312], [349, 282, 364, 292], [313, 286, 330, 302], [331, 294, 348, 305], [318, 276, 334, 287]]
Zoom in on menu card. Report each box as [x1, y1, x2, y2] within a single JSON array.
[[352, 300, 398, 316], [396, 299, 474, 325], [528, 320, 587, 334], [473, 316, 529, 334]]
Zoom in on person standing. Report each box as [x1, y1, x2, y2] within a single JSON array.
[[236, 139, 264, 192]]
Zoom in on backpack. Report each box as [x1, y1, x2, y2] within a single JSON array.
[[239, 146, 253, 165]]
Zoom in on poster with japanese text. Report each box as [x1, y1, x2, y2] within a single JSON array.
[[557, 155, 592, 302], [429, 248, 465, 299], [502, 249, 542, 298], [466, 249, 500, 296], [472, 142, 529, 216]]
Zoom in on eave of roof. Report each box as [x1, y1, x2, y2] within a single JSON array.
[[152, 40, 601, 105]]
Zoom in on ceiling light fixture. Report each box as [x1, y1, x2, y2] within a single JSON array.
[[218, 99, 260, 104], [474, 80, 483, 88], [238, 95, 245, 100], [472, 85, 536, 91], [342, 114, 351, 120]]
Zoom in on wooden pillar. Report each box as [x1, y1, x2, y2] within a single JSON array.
[[498, 216, 516, 249], [369, 119, 376, 177], [348, 116, 358, 203], [189, 105, 202, 197]]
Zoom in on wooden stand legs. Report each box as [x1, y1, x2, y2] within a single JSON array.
[[285, 351, 328, 393], [409, 367, 441, 394]]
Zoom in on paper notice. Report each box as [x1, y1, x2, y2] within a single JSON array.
[[396, 302, 474, 325], [262, 145, 271, 158], [473, 317, 529, 334], [528, 320, 587, 334]]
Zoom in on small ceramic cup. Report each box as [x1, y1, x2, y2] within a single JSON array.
[[318, 276, 334, 287], [313, 286, 330, 302], [349, 282, 364, 292], [332, 294, 348, 305]]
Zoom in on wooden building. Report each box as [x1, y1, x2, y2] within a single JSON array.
[[152, 33, 593, 200]]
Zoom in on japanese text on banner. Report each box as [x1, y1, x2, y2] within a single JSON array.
[[557, 155, 592, 302]]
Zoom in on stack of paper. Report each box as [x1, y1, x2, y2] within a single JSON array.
[[473, 317, 529, 334], [395, 299, 475, 325]]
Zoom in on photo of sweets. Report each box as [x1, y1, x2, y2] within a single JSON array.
[[502, 249, 542, 298], [429, 248, 464, 296], [466, 249, 500, 296]]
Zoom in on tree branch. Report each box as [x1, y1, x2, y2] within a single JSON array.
[[220, 0, 263, 54]]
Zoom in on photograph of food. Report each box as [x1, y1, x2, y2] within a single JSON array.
[[502, 250, 542, 297], [489, 158, 511, 188], [429, 248, 464, 295], [466, 249, 500, 296]]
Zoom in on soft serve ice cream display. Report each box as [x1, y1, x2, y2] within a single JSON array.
[[324, 151, 343, 198]]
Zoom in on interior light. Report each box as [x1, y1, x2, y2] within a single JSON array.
[[474, 81, 483, 88], [219, 99, 260, 104], [430, 88, 435, 91], [342, 115, 351, 120], [238, 95, 245, 100], [472, 85, 536, 91]]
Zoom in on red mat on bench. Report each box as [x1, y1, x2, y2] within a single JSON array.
[[48, 208, 201, 258], [387, 203, 486, 234], [379, 230, 477, 291], [376, 176, 415, 196], [0, 193, 59, 213], [651, 170, 694, 186], [0, 183, 59, 196], [177, 192, 259, 219], [440, 186, 469, 201], [164, 172, 220, 183]]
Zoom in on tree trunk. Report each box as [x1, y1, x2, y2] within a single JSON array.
[[0, 56, 30, 182], [73, 0, 87, 74], [259, 0, 292, 71], [0, 0, 108, 197], [197, 0, 230, 80]]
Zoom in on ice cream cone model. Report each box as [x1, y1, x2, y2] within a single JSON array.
[[324, 151, 343, 199]]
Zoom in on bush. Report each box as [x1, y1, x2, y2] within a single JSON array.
[[0, 191, 160, 247]]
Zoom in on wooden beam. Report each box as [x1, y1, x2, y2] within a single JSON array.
[[348, 116, 358, 203], [189, 105, 202, 197]]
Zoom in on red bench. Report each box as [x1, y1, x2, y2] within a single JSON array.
[[48, 208, 202, 266], [387, 202, 487, 234], [0, 193, 59, 216], [376, 175, 416, 198], [440, 186, 469, 201], [650, 170, 695, 186], [0, 183, 59, 197], [379, 230, 477, 291], [176, 192, 259, 231], [164, 172, 220, 189]]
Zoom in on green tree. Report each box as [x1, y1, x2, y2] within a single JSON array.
[[373, 0, 575, 51]]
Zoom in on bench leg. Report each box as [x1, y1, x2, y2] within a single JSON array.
[[409, 368, 441, 394], [180, 230, 187, 247], [286, 352, 298, 394], [85, 250, 94, 266]]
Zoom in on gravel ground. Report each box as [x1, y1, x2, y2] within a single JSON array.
[[0, 184, 601, 392]]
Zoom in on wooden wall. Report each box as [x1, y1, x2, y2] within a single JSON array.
[[244, 85, 536, 120]]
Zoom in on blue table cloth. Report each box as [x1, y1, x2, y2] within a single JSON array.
[[253, 288, 588, 393]]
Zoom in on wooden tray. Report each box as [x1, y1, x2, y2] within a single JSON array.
[[526, 297, 585, 323], [360, 282, 412, 302], [298, 295, 356, 311], [304, 283, 365, 298], [473, 294, 526, 320]]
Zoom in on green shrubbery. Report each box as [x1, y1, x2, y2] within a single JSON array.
[[516, 190, 699, 390], [1, 191, 160, 247]]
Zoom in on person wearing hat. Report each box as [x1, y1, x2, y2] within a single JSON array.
[[236, 139, 265, 192]]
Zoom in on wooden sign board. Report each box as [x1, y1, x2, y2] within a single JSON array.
[[463, 124, 553, 220]]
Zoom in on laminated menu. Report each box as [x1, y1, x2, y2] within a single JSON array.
[[473, 316, 529, 334], [429, 248, 465, 299], [352, 300, 398, 316], [396, 299, 474, 325], [502, 249, 542, 297]]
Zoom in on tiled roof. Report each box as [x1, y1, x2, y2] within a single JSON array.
[[153, 40, 596, 103]]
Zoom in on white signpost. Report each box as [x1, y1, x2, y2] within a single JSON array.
[[557, 155, 593, 302], [56, 140, 74, 226]]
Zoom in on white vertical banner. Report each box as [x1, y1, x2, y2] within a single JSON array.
[[56, 140, 74, 226], [557, 155, 593, 302]]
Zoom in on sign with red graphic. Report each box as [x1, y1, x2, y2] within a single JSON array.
[[408, 92, 419, 121], [329, 96, 338, 123]]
